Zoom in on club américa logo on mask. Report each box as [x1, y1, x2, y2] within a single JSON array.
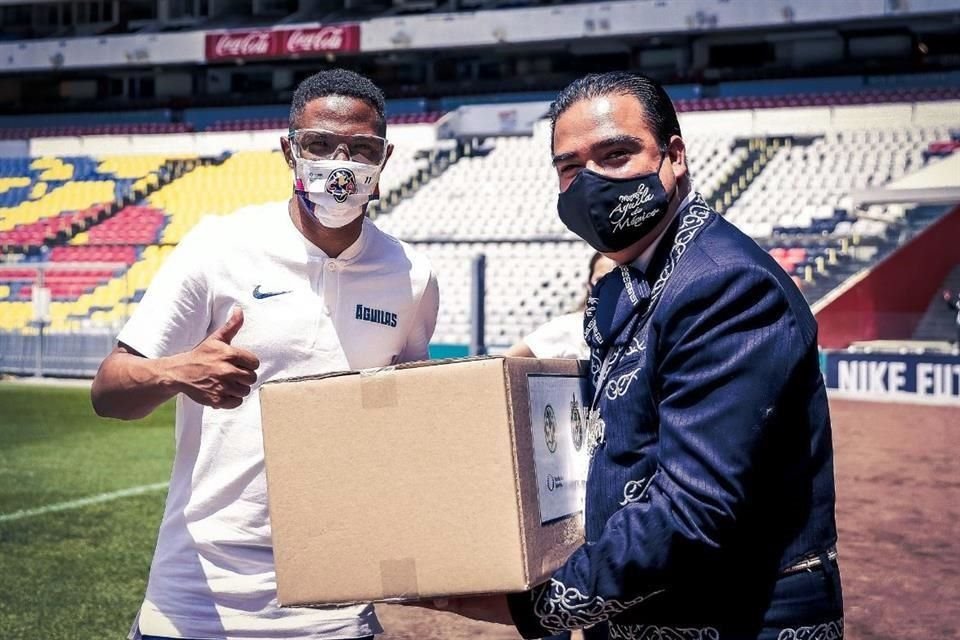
[[325, 168, 358, 203]]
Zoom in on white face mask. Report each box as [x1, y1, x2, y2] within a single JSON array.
[[293, 157, 383, 229]]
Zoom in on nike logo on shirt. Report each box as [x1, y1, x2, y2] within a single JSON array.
[[253, 285, 292, 300]]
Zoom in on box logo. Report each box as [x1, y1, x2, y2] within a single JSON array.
[[544, 404, 557, 453], [569, 394, 583, 452]]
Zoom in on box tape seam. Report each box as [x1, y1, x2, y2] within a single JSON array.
[[379, 558, 420, 600], [360, 366, 399, 408]]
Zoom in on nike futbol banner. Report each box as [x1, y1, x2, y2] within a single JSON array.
[[205, 24, 360, 61], [823, 351, 960, 405]]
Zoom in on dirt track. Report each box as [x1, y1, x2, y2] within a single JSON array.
[[376, 399, 958, 639], [829, 400, 958, 640]]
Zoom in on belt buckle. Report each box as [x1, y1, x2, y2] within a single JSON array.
[[781, 547, 838, 576]]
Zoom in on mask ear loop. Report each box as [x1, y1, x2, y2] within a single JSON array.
[[658, 143, 680, 206], [288, 132, 315, 213]]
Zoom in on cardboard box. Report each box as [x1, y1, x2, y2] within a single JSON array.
[[260, 356, 591, 606]]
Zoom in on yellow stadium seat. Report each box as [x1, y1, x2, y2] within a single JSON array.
[[97, 153, 196, 180], [1, 152, 291, 331], [31, 157, 74, 181], [0, 177, 30, 195], [150, 151, 290, 244], [0, 181, 115, 233], [30, 181, 48, 199]]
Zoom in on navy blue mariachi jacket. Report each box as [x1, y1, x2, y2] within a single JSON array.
[[508, 195, 840, 638]]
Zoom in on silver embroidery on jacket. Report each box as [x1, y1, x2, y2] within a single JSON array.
[[606, 366, 642, 400], [585, 410, 606, 457], [609, 623, 720, 639], [533, 579, 665, 633], [625, 335, 646, 356], [646, 198, 711, 306], [619, 476, 652, 506], [590, 350, 604, 384], [777, 619, 844, 640], [585, 296, 599, 318]]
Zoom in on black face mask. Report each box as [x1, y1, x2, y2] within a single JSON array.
[[558, 150, 675, 253]]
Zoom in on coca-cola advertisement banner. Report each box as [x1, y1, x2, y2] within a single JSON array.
[[281, 26, 359, 56], [205, 24, 359, 61]]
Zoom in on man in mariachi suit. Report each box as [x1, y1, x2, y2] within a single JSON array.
[[431, 72, 844, 640]]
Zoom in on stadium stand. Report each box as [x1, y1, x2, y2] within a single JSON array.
[[67, 205, 167, 246], [203, 112, 444, 132], [0, 154, 193, 253], [672, 87, 960, 113], [913, 265, 960, 344], [0, 109, 184, 139], [0, 180, 116, 234], [1, 94, 957, 355], [728, 126, 952, 239], [378, 132, 750, 242], [419, 240, 595, 347], [4, 86, 958, 140], [0, 123, 192, 140], [0, 123, 445, 343]]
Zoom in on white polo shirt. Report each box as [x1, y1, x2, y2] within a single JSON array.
[[118, 202, 438, 640]]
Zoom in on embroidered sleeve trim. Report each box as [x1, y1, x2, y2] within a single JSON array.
[[777, 619, 844, 640], [532, 578, 666, 633], [609, 623, 721, 639]]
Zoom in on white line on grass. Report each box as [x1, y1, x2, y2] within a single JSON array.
[[0, 482, 168, 523]]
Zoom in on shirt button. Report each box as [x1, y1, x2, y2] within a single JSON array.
[[327, 262, 338, 271]]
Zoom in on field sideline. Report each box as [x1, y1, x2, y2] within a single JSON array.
[[0, 384, 955, 639]]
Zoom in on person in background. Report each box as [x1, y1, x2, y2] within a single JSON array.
[[506, 252, 617, 359], [944, 289, 960, 351]]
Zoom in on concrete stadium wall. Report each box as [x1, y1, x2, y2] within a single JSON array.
[[815, 204, 960, 348]]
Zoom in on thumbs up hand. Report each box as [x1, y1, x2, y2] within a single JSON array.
[[209, 305, 247, 344], [169, 306, 261, 409]]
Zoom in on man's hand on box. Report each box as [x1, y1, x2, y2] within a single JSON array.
[[403, 594, 514, 626]]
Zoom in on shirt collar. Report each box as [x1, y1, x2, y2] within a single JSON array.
[[294, 214, 370, 264], [630, 189, 696, 272], [334, 217, 369, 263]]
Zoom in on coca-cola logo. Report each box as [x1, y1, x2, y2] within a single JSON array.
[[285, 27, 346, 53], [205, 24, 356, 60], [212, 31, 272, 58]]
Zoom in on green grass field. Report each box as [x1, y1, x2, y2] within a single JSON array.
[[0, 383, 175, 639]]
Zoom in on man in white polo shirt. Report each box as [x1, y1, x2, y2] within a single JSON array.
[[91, 69, 438, 640]]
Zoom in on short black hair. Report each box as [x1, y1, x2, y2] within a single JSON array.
[[548, 72, 681, 150], [289, 69, 387, 136]]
